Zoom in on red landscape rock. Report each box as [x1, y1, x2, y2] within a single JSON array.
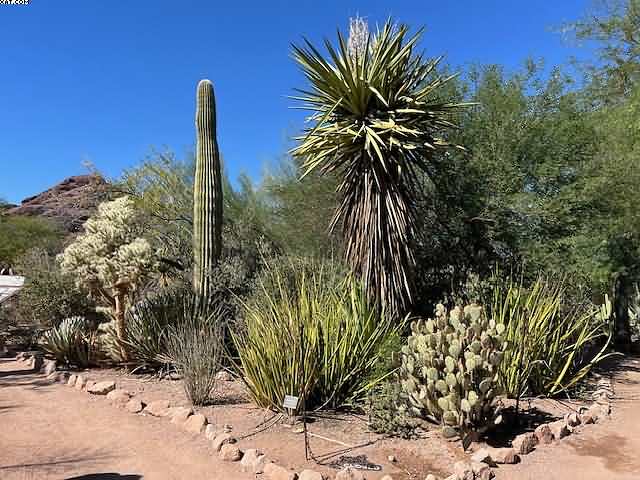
[[87, 380, 116, 395], [512, 432, 538, 455]]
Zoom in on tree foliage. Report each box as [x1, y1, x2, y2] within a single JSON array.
[[264, 155, 340, 258], [565, 0, 640, 101], [452, 63, 602, 279], [14, 248, 97, 328], [117, 150, 194, 271], [0, 215, 63, 271]]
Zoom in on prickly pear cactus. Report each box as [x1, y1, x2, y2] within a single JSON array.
[[400, 303, 506, 436]]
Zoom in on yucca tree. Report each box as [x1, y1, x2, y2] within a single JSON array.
[[291, 19, 468, 314]]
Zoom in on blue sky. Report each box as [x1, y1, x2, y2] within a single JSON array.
[[0, 0, 591, 204]]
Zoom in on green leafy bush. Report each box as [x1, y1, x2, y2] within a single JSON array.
[[367, 381, 419, 439], [14, 248, 98, 328], [400, 304, 506, 437], [164, 294, 224, 406], [233, 259, 399, 412], [493, 276, 612, 398], [40, 316, 96, 367]]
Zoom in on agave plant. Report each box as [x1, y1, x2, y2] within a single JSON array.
[[40, 316, 96, 367], [122, 288, 189, 368], [291, 18, 468, 314]]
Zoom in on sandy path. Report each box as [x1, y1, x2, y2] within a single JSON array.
[[493, 357, 640, 480], [0, 358, 247, 480], [2, 355, 640, 480]]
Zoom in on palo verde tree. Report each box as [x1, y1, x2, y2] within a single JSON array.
[[58, 196, 156, 359], [564, 0, 640, 102], [567, 0, 640, 348], [291, 18, 468, 314], [0, 215, 63, 272]]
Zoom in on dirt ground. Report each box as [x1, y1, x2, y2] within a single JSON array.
[[492, 356, 640, 480], [0, 358, 246, 480], [1, 355, 639, 480]]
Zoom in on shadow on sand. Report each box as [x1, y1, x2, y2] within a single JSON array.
[[66, 475, 143, 480]]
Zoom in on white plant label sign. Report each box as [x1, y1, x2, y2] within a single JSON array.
[[282, 395, 299, 410]]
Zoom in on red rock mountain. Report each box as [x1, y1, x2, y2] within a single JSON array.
[[6, 174, 108, 232]]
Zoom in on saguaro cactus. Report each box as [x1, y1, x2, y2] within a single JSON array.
[[193, 79, 223, 296]]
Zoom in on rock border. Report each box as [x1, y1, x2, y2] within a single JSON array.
[[452, 379, 615, 480], [27, 353, 616, 480], [30, 356, 326, 480]]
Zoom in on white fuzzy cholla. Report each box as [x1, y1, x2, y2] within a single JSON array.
[[58, 196, 155, 298]]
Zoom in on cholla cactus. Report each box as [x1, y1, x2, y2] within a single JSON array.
[[59, 197, 154, 290], [400, 303, 506, 437], [58, 196, 155, 359]]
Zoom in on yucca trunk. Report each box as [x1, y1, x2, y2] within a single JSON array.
[[113, 284, 128, 361], [193, 79, 223, 297]]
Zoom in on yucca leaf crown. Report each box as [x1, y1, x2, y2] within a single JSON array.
[[291, 19, 468, 314]]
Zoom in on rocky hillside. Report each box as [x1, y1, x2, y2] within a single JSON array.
[[5, 175, 108, 232]]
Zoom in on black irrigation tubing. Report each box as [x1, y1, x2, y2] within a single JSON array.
[[308, 439, 378, 465], [236, 412, 283, 441]]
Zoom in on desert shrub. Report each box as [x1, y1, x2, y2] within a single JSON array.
[[14, 248, 97, 328], [399, 304, 506, 438], [493, 275, 612, 398], [40, 316, 96, 367], [121, 288, 189, 368], [366, 329, 403, 385], [233, 259, 399, 413], [367, 381, 419, 439], [163, 294, 224, 406]]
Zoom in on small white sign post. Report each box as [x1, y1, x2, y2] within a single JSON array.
[[283, 393, 309, 459]]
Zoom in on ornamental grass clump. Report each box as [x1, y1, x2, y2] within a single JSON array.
[[493, 276, 613, 398], [400, 303, 506, 437], [163, 293, 224, 406], [233, 259, 399, 413]]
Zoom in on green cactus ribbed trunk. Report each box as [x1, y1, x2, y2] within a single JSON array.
[[193, 79, 223, 297]]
